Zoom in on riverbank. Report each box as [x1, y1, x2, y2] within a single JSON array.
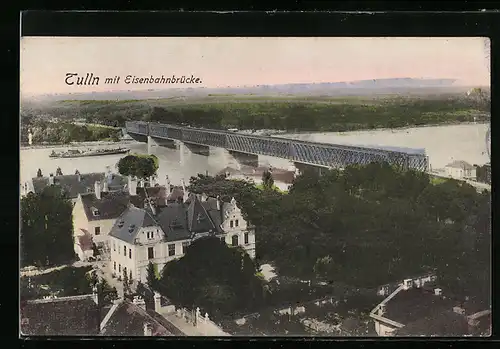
[[267, 120, 490, 137], [20, 140, 139, 150]]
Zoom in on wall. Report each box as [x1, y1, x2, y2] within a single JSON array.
[[110, 237, 136, 280], [88, 219, 118, 245], [374, 320, 397, 336], [221, 200, 256, 258], [72, 197, 89, 238], [445, 166, 477, 180]]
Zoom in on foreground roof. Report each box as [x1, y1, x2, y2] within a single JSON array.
[[100, 300, 182, 336], [20, 295, 100, 336]]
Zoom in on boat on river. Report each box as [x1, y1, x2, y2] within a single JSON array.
[[49, 147, 130, 159]]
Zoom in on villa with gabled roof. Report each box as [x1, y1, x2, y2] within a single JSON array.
[[108, 189, 255, 283]]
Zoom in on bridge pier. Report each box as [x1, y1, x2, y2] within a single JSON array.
[[225, 150, 259, 170], [147, 136, 176, 154], [293, 162, 330, 176], [182, 142, 210, 156]]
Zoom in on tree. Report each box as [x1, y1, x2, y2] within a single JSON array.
[[37, 169, 43, 178], [21, 186, 74, 267], [157, 237, 264, 316], [116, 154, 159, 179], [146, 262, 158, 291], [262, 170, 274, 190], [123, 270, 130, 294]]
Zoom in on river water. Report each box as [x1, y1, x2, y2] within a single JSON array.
[[20, 123, 490, 186]]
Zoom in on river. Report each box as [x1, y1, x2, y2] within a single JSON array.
[[20, 123, 490, 186]]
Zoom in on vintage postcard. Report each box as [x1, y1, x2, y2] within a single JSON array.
[[20, 37, 491, 337]]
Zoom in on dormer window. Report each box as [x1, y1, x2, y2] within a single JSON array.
[[128, 224, 136, 234], [117, 221, 124, 228], [92, 208, 100, 217]]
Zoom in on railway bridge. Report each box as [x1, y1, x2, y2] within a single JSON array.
[[125, 121, 428, 173]]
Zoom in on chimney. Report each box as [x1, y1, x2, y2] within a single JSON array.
[[103, 181, 109, 192], [133, 296, 146, 311], [149, 176, 155, 187], [153, 292, 162, 313], [181, 179, 189, 203], [216, 196, 221, 210], [76, 173, 82, 182], [165, 175, 171, 194], [434, 288, 442, 296], [403, 279, 412, 290], [128, 176, 137, 196], [94, 181, 101, 200], [48, 174, 54, 185], [92, 285, 99, 304], [378, 304, 386, 316], [143, 322, 153, 336]]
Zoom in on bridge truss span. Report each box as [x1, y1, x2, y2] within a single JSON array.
[[125, 121, 428, 171]]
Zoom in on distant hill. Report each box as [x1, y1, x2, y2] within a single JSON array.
[[22, 78, 469, 103]]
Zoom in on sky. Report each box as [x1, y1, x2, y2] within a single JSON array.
[[20, 37, 490, 96]]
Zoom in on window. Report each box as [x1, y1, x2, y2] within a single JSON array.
[[244, 232, 249, 245], [147, 231, 151, 239], [129, 270, 132, 280], [95, 226, 101, 235], [118, 264, 121, 272], [148, 247, 154, 259], [113, 261, 116, 270], [129, 248, 132, 259], [231, 235, 239, 247], [182, 242, 189, 254], [230, 220, 234, 228], [235, 220, 239, 227], [124, 246, 127, 256], [113, 241, 116, 251], [168, 244, 176, 257]]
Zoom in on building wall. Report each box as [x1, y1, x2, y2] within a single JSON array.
[[445, 166, 476, 180], [72, 198, 89, 237], [110, 236, 137, 280], [87, 218, 117, 245], [374, 320, 397, 336]]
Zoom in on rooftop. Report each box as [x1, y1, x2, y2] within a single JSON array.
[[20, 294, 100, 336], [31, 172, 127, 199], [100, 300, 182, 336], [109, 194, 229, 244], [445, 160, 474, 170], [80, 190, 131, 221]]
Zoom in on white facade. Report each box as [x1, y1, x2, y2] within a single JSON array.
[[72, 195, 120, 248], [444, 162, 476, 180], [110, 198, 256, 283], [221, 198, 256, 258]]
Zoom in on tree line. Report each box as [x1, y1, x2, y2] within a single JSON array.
[[23, 95, 490, 133], [187, 163, 490, 307], [21, 186, 75, 267], [21, 119, 121, 144]]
